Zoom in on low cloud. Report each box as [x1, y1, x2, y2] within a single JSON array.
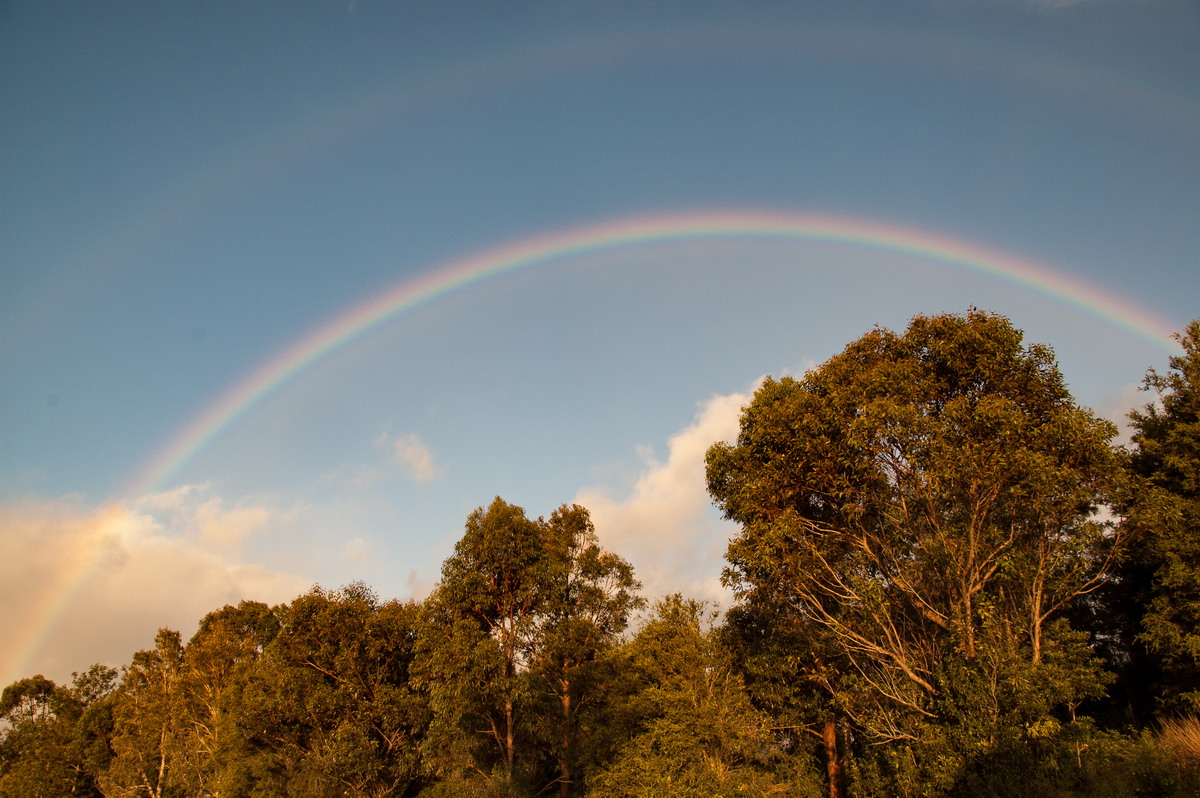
[[574, 386, 758, 607], [0, 492, 308, 688]]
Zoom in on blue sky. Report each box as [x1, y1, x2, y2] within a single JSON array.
[[2, 0, 1198, 685]]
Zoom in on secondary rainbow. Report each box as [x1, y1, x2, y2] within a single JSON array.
[[122, 209, 1179, 501]]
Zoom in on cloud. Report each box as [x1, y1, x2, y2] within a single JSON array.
[[378, 432, 444, 484], [0, 492, 309, 688], [574, 385, 758, 607], [1095, 380, 1152, 445], [134, 484, 273, 549]]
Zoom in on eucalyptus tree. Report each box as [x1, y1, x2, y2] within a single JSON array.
[[172, 600, 280, 796], [418, 498, 641, 796], [1120, 320, 1200, 716], [706, 311, 1123, 791], [529, 504, 643, 797], [100, 629, 185, 798], [0, 666, 116, 797], [233, 585, 427, 797], [590, 594, 819, 798]]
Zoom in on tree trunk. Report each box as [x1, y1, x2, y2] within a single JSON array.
[[505, 696, 515, 782], [1030, 572, 1045, 664], [823, 718, 843, 798], [560, 688, 572, 798]]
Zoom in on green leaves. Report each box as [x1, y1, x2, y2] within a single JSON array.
[[0, 668, 115, 798], [419, 498, 643, 795], [591, 596, 820, 798], [708, 311, 1122, 791], [5, 313, 1194, 796], [1120, 320, 1200, 716]]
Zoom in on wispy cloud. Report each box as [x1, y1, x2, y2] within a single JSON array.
[[574, 385, 758, 606]]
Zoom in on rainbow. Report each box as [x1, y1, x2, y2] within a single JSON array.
[[14, 22, 1197, 348], [8, 209, 1183, 685], [121, 209, 1180, 501]]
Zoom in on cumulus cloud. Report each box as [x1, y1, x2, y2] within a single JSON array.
[[0, 491, 309, 688], [378, 432, 444, 484], [574, 386, 758, 607]]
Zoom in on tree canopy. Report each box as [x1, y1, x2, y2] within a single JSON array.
[[707, 311, 1124, 790], [5, 311, 1199, 798], [1121, 321, 1200, 715]]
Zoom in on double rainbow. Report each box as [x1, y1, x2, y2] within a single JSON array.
[[122, 209, 1179, 501]]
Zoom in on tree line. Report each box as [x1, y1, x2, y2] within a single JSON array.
[[3, 310, 1199, 797]]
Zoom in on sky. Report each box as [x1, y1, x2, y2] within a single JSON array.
[[2, 0, 1198, 687]]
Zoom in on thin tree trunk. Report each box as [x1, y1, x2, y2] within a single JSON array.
[[823, 718, 843, 798], [560, 688, 572, 798], [1031, 572, 1045, 664], [505, 696, 515, 782]]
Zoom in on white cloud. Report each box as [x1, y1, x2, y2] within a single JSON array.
[[379, 432, 444, 484], [574, 385, 758, 607], [133, 484, 273, 550], [0, 492, 309, 688]]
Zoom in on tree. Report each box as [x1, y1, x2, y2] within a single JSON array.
[[419, 498, 547, 789], [590, 595, 819, 798], [528, 504, 643, 797], [417, 498, 641, 795], [0, 666, 116, 798], [233, 585, 427, 797], [100, 629, 185, 798], [706, 312, 1122, 791], [720, 598, 844, 798], [1122, 320, 1200, 716], [172, 600, 280, 796]]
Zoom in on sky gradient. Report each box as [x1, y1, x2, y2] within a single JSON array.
[[2, 0, 1198, 686]]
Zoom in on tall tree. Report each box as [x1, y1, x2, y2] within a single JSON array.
[[419, 498, 547, 788], [417, 498, 641, 795], [100, 629, 185, 798], [1122, 319, 1200, 716], [529, 504, 642, 798], [0, 668, 116, 797], [720, 598, 844, 798], [173, 600, 280, 796], [706, 312, 1122, 789]]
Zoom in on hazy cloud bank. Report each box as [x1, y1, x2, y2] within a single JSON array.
[[0, 490, 308, 687]]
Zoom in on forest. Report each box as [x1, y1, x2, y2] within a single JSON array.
[[3, 310, 1199, 798]]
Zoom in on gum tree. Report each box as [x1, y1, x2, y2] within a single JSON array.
[[1122, 320, 1200, 715], [417, 498, 640, 795], [706, 311, 1122, 790]]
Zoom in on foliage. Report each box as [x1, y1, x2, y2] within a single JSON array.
[[590, 595, 821, 798], [0, 666, 116, 798], [6, 314, 1200, 796], [234, 585, 427, 797], [418, 498, 642, 795], [707, 311, 1122, 792], [1120, 320, 1200, 716], [100, 628, 185, 798]]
